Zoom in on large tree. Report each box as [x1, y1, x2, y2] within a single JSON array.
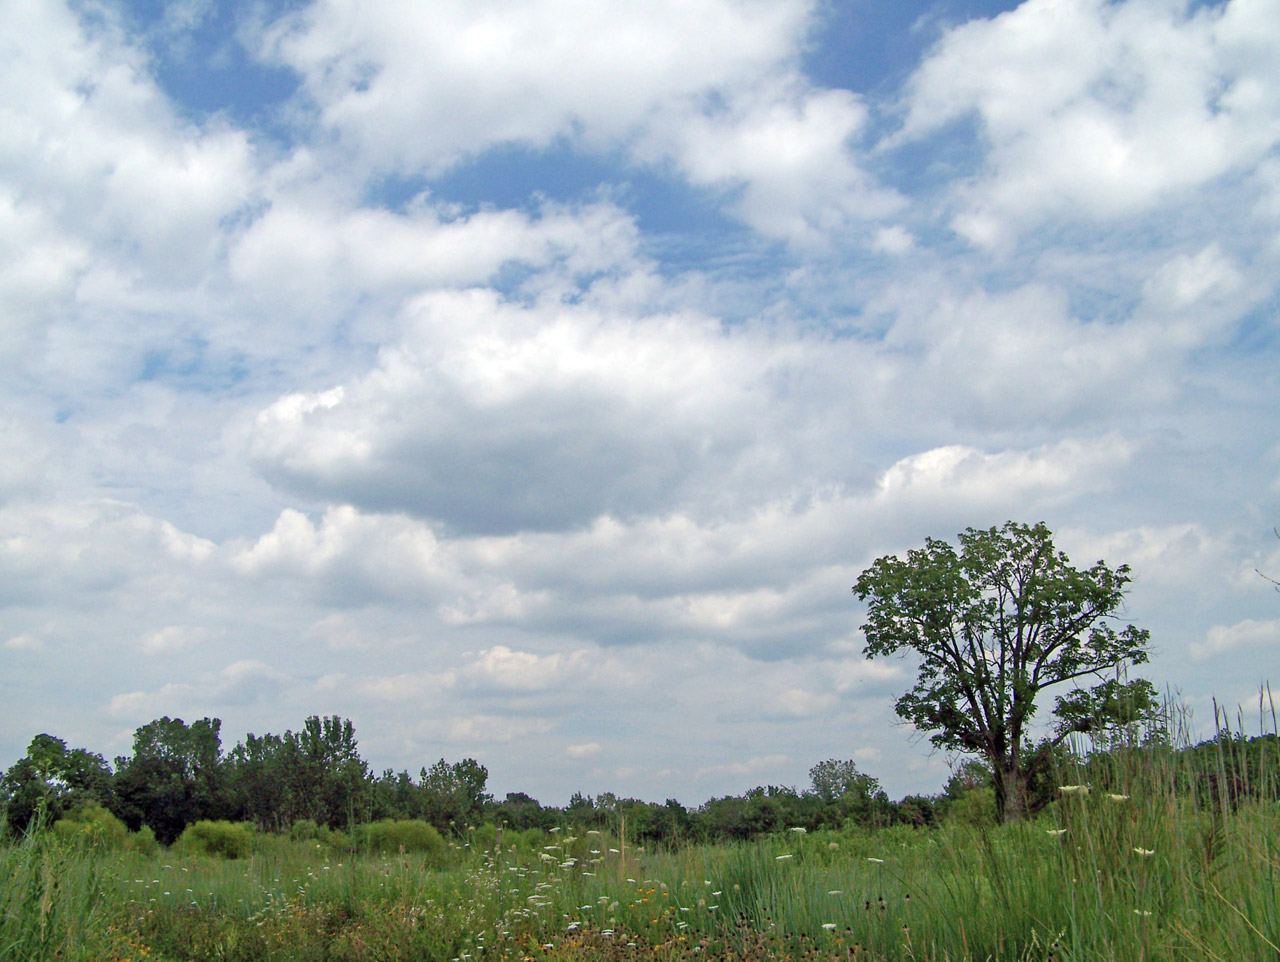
[[853, 521, 1154, 822], [0, 734, 113, 835], [113, 716, 228, 843]]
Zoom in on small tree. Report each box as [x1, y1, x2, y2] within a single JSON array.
[[853, 521, 1154, 822]]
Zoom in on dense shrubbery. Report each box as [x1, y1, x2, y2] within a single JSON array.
[[173, 820, 256, 859], [51, 800, 128, 847], [351, 818, 446, 861]]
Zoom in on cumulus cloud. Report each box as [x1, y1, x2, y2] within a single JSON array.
[[258, 0, 811, 172], [246, 289, 787, 534], [3, 0, 1278, 806], [253, 0, 898, 246], [899, 0, 1280, 245]]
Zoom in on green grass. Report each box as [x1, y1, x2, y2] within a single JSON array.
[[3, 737, 1278, 961]]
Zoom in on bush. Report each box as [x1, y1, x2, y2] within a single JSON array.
[[288, 818, 349, 854], [174, 820, 256, 859], [946, 787, 996, 827], [125, 824, 160, 855], [52, 801, 128, 848], [353, 819, 446, 861], [471, 822, 499, 852]]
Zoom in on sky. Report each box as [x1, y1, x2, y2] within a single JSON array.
[[2, 0, 1279, 806]]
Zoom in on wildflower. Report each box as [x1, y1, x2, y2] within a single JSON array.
[[1133, 848, 1155, 857], [1046, 829, 1067, 836], [828, 842, 839, 850], [776, 854, 793, 860], [827, 890, 842, 895], [867, 857, 885, 863], [790, 826, 807, 833], [1107, 793, 1129, 802], [1058, 785, 1090, 795], [822, 923, 837, 931], [1134, 909, 1152, 917]]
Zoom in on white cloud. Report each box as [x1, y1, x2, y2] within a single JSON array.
[[3, 633, 43, 651], [446, 715, 555, 744], [1193, 618, 1280, 661], [246, 289, 783, 533], [566, 742, 602, 758], [227, 193, 642, 315], [900, 0, 1280, 245], [772, 688, 836, 718], [0, 0, 255, 285], [648, 80, 903, 244], [107, 659, 292, 720], [138, 625, 208, 654], [259, 0, 811, 173], [696, 754, 790, 780], [254, 0, 898, 246]]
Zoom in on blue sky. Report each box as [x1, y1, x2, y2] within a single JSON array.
[[2, 0, 1278, 805]]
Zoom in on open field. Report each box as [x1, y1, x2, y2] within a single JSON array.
[[4, 775, 1278, 962]]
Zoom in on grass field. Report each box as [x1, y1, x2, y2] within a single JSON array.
[[4, 727, 1278, 961]]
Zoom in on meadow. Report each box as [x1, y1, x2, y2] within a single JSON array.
[[3, 731, 1278, 962]]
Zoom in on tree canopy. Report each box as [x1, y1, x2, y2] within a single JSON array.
[[853, 520, 1154, 822]]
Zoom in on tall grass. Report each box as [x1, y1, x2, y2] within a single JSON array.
[[3, 695, 1277, 961]]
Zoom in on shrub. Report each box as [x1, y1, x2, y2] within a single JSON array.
[[353, 819, 446, 861], [946, 787, 996, 827], [51, 801, 128, 848], [125, 824, 160, 856], [174, 820, 256, 859], [471, 822, 499, 852], [288, 818, 349, 854]]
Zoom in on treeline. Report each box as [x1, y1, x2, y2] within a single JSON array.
[[3, 714, 1275, 847]]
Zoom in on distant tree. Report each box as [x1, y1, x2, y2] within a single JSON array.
[[1, 734, 113, 835], [893, 794, 938, 828], [226, 732, 295, 830], [807, 759, 890, 826], [854, 521, 1155, 822], [419, 758, 490, 832], [113, 717, 227, 843], [494, 791, 551, 831], [288, 715, 371, 828]]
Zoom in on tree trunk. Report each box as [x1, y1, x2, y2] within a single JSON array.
[[995, 762, 1027, 823]]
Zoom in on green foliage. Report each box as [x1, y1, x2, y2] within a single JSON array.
[[112, 716, 228, 844], [52, 801, 128, 848], [946, 786, 996, 827], [854, 520, 1153, 822], [471, 821, 499, 851], [1, 734, 113, 836], [3, 726, 1279, 962], [124, 824, 160, 856], [352, 818, 447, 861], [418, 757, 491, 832], [226, 716, 372, 832], [173, 819, 257, 859]]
